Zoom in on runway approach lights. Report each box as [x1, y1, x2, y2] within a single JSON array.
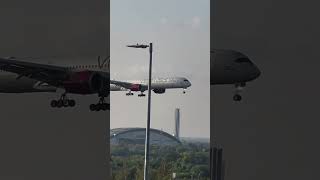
[[127, 43, 153, 180]]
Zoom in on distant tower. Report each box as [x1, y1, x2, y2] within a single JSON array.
[[174, 108, 180, 139]]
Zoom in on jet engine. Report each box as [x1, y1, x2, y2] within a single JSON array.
[[153, 88, 166, 94], [62, 71, 109, 94]]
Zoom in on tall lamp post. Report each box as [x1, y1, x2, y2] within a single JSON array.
[[127, 43, 153, 180]]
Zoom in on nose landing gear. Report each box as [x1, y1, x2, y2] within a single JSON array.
[[233, 94, 242, 101], [183, 89, 186, 94], [233, 82, 246, 102]]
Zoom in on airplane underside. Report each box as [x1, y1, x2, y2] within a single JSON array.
[[0, 74, 110, 111]]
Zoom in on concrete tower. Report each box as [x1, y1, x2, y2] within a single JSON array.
[[174, 108, 180, 139]]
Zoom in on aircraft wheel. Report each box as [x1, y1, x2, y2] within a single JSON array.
[[233, 94, 242, 101], [96, 104, 102, 111], [57, 100, 64, 108], [90, 104, 96, 111], [100, 103, 109, 111], [50, 100, 57, 107], [101, 103, 107, 111], [63, 100, 69, 107], [68, 99, 76, 107]]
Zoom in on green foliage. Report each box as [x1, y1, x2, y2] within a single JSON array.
[[111, 142, 210, 180]]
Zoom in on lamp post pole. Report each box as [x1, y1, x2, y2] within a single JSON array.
[[126, 43, 153, 180], [144, 42, 153, 180]]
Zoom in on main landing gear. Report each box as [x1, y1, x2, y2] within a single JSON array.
[[125, 91, 145, 97], [50, 93, 76, 108], [126, 91, 134, 96], [138, 92, 146, 97], [89, 96, 109, 111], [233, 82, 245, 102]]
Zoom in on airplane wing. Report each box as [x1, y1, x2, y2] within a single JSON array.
[[0, 57, 69, 86], [110, 80, 148, 91]]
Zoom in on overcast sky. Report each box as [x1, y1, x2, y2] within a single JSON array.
[[110, 0, 210, 138]]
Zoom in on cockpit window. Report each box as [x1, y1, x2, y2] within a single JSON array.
[[235, 58, 253, 64], [184, 79, 188, 82]]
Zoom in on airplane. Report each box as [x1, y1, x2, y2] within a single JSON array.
[[0, 56, 110, 111], [126, 43, 149, 49], [211, 49, 261, 101], [110, 77, 191, 96]]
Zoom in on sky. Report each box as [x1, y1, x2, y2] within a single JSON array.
[[110, 0, 210, 138], [212, 0, 320, 179]]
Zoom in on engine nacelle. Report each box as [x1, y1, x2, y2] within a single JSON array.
[[62, 71, 108, 95], [130, 84, 142, 91], [153, 88, 166, 94]]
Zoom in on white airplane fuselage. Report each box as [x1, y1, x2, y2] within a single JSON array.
[[110, 77, 192, 92]]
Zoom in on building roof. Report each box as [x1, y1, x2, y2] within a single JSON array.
[[110, 127, 181, 144]]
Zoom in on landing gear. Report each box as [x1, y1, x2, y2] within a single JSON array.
[[183, 89, 186, 94], [233, 94, 242, 101], [50, 93, 76, 108], [126, 91, 134, 96], [138, 93, 146, 97], [89, 103, 109, 111], [68, 99, 76, 107], [233, 82, 245, 102], [89, 96, 109, 111]]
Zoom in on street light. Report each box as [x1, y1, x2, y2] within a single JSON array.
[[127, 43, 153, 180]]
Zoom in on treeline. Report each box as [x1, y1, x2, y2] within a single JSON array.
[[111, 141, 210, 179]]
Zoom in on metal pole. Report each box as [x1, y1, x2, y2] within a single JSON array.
[[144, 42, 153, 180]]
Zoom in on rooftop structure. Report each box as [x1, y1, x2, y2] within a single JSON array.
[[110, 128, 181, 146]]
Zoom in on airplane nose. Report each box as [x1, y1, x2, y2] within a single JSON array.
[[252, 65, 261, 79], [244, 63, 261, 82]]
